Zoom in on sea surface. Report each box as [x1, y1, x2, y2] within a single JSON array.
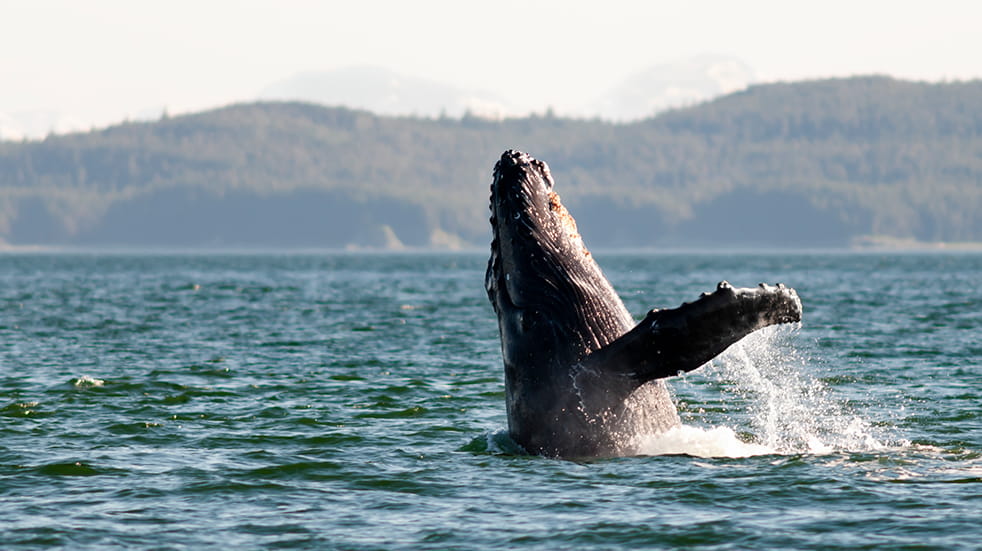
[[1, 251, 979, 549]]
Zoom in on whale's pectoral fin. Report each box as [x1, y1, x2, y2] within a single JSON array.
[[574, 282, 801, 404]]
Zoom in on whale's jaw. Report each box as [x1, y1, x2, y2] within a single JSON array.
[[486, 150, 633, 356]]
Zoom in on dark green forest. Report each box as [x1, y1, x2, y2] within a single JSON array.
[[1, 76, 980, 249]]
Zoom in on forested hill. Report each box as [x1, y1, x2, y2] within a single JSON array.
[[1, 76, 980, 249]]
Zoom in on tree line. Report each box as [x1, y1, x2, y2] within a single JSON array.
[[1, 76, 979, 248]]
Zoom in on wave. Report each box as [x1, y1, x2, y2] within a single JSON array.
[[658, 325, 897, 458]]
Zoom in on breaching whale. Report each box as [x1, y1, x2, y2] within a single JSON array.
[[485, 150, 802, 459]]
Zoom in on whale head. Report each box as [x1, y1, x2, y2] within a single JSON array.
[[485, 150, 632, 361]]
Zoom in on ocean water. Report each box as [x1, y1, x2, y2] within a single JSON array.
[[0, 251, 979, 549]]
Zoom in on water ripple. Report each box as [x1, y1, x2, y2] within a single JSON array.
[[0, 252, 979, 550]]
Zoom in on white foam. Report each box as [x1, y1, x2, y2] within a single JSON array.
[[73, 375, 105, 388], [634, 424, 774, 458]]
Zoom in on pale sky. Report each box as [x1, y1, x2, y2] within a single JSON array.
[[2, 0, 981, 131]]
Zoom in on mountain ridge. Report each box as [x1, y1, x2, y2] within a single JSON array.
[[1, 76, 980, 249]]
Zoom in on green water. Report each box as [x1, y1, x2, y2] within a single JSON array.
[[1, 252, 979, 549]]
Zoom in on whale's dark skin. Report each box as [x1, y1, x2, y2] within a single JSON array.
[[486, 150, 803, 459]]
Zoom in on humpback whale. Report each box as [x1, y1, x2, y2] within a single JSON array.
[[486, 150, 802, 459]]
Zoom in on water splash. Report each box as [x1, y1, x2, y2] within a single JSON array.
[[72, 375, 106, 389], [716, 325, 886, 453], [638, 325, 889, 458]]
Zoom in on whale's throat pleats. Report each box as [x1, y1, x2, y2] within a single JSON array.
[[488, 161, 633, 359]]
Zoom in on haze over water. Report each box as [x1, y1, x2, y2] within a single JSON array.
[[1, 251, 978, 549], [4, 1, 982, 137]]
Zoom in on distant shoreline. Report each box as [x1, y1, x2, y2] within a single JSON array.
[[3, 242, 982, 255], [850, 235, 982, 252]]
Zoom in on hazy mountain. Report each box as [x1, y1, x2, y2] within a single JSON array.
[[0, 107, 174, 141], [0, 110, 91, 141], [2, 76, 979, 250], [259, 58, 756, 122], [592, 54, 757, 121], [4, 56, 757, 141], [258, 66, 517, 119]]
